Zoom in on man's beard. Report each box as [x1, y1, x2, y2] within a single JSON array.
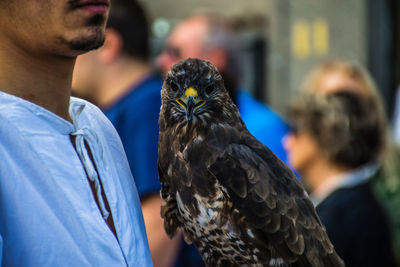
[[69, 14, 106, 51], [68, 30, 105, 52]]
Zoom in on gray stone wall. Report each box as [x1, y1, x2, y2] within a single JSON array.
[[268, 0, 366, 113]]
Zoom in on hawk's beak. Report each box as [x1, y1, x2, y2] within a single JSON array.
[[176, 87, 206, 121]]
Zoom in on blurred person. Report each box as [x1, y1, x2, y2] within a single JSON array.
[[0, 0, 152, 266], [72, 1, 181, 266], [157, 14, 290, 165], [298, 59, 400, 264], [284, 91, 397, 267]]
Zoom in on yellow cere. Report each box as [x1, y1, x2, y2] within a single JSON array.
[[185, 87, 198, 98]]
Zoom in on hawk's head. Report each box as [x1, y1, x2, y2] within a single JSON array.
[[160, 58, 237, 128]]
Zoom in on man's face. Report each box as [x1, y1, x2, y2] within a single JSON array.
[[157, 17, 207, 76], [0, 0, 111, 57]]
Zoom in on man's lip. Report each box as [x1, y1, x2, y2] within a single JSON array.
[[73, 0, 110, 9], [74, 0, 110, 13]]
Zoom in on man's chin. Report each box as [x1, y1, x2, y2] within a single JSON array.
[[59, 29, 105, 56], [69, 34, 105, 52], [58, 12, 108, 56]]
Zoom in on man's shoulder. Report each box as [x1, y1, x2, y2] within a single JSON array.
[[105, 76, 162, 121], [237, 90, 287, 126], [237, 90, 288, 137], [126, 74, 162, 103], [141, 73, 164, 88]]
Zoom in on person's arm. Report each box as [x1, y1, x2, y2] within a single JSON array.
[[141, 194, 182, 267]]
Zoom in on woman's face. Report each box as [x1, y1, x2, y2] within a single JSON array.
[[283, 130, 320, 174]]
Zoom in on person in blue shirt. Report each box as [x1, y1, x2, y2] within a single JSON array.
[[73, 1, 181, 266], [0, 0, 152, 266], [156, 14, 290, 267]]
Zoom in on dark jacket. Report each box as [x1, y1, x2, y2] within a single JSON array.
[[316, 180, 397, 267]]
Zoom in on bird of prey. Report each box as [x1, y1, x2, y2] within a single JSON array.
[[158, 58, 344, 267]]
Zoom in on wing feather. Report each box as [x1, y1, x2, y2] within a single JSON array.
[[157, 164, 182, 238], [208, 131, 343, 266]]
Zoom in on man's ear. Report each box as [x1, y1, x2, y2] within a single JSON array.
[[98, 28, 123, 64]]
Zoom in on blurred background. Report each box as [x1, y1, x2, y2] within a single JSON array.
[[140, 0, 399, 117]]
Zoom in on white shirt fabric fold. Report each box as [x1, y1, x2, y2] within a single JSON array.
[[0, 92, 152, 267]]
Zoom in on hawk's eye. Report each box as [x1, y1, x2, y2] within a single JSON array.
[[205, 85, 214, 95], [170, 82, 179, 92]]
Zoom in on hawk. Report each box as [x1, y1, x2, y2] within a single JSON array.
[[158, 58, 344, 267]]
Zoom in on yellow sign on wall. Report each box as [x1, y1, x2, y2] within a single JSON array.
[[291, 19, 310, 60], [291, 18, 329, 60]]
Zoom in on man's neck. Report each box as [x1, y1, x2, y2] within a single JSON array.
[[0, 39, 75, 122], [96, 59, 152, 108]]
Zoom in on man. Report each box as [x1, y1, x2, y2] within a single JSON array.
[[0, 1, 152, 266], [72, 1, 181, 266], [157, 14, 290, 164]]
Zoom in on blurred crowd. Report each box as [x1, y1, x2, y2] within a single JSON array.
[[1, 0, 399, 266]]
